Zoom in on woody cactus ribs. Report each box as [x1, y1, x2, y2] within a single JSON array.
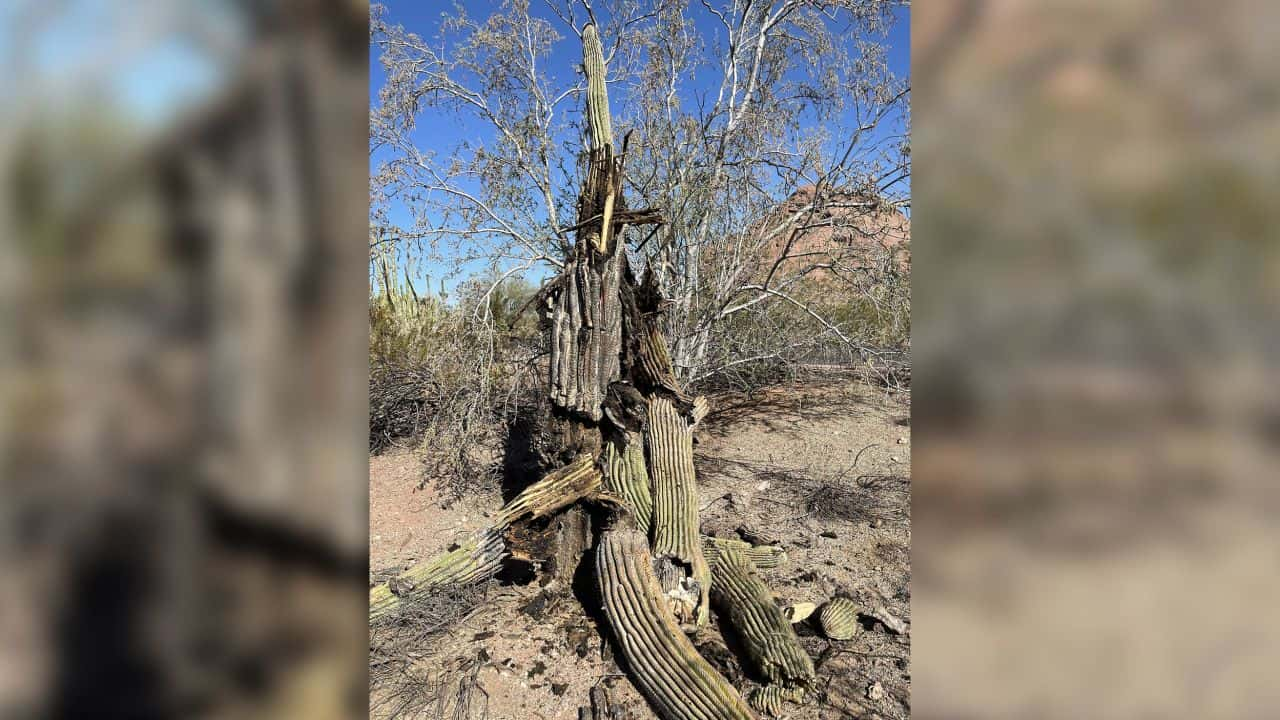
[[369, 23, 824, 720]]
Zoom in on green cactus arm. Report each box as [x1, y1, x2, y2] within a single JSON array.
[[603, 433, 654, 533], [596, 522, 759, 720], [646, 395, 712, 628], [370, 454, 601, 620], [710, 546, 815, 689], [492, 452, 601, 527], [369, 527, 507, 620], [582, 23, 612, 153]]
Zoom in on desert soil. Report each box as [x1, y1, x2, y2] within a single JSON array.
[[370, 374, 911, 719]]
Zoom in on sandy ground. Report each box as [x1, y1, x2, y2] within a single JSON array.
[[370, 375, 911, 719]]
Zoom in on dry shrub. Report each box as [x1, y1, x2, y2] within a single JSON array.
[[369, 273, 543, 501], [369, 581, 494, 719]]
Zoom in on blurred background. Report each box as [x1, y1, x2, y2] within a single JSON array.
[[913, 0, 1280, 717], [6, 0, 1280, 717], [0, 1, 369, 718]]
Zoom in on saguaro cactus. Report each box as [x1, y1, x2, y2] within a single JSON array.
[[372, 23, 831, 720], [647, 395, 713, 627]]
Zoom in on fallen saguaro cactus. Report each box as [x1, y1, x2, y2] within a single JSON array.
[[818, 597, 862, 640], [709, 546, 815, 689], [596, 520, 759, 720]]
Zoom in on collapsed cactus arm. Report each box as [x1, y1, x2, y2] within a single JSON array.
[[647, 394, 712, 627], [370, 528, 507, 620], [596, 522, 759, 720], [703, 536, 787, 570], [709, 546, 815, 689], [818, 597, 861, 641], [493, 452, 601, 527], [370, 455, 602, 619]]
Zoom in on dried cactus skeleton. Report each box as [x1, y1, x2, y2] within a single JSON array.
[[369, 24, 822, 719]]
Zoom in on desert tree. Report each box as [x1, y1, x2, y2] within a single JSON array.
[[371, 0, 909, 384]]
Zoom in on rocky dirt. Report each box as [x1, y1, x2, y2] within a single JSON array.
[[370, 374, 911, 719]]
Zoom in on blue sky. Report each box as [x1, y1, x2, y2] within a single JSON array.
[[370, 0, 910, 297]]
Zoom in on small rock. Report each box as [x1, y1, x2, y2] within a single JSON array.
[[756, 481, 771, 492], [890, 456, 901, 463], [870, 518, 884, 529], [896, 437, 908, 445], [551, 683, 569, 696], [820, 530, 838, 539], [867, 682, 885, 701]]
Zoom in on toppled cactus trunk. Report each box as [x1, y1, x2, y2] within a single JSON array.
[[596, 520, 758, 720], [369, 528, 507, 620], [709, 546, 815, 689]]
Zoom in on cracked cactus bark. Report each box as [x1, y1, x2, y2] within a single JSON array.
[[709, 546, 815, 689], [597, 521, 758, 720]]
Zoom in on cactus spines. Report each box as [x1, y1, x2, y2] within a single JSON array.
[[647, 394, 712, 628], [709, 546, 815, 689], [581, 23, 613, 154], [818, 597, 862, 641], [596, 522, 759, 720], [748, 685, 806, 718]]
